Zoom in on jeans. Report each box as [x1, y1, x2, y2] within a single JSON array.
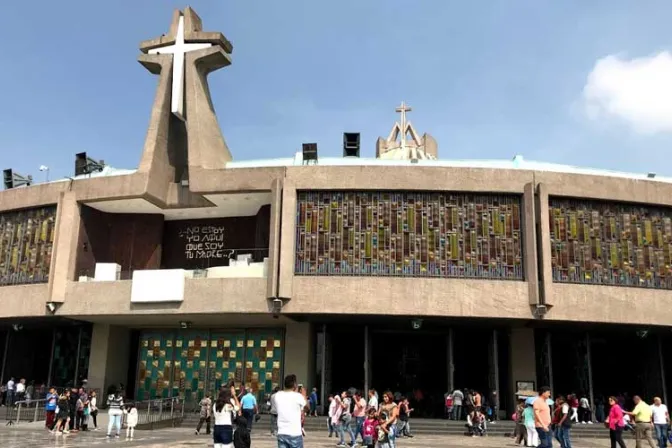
[[555, 426, 572, 448], [355, 416, 365, 441], [277, 434, 304, 448], [655, 423, 668, 448], [242, 409, 254, 432], [452, 405, 462, 420], [107, 414, 122, 436], [387, 422, 397, 448], [536, 427, 553, 448]]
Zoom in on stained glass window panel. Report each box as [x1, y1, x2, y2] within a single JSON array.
[[295, 191, 524, 280], [0, 205, 56, 286], [549, 197, 672, 289]]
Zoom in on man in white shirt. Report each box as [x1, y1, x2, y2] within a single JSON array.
[[652, 397, 669, 448], [16, 378, 26, 401], [452, 389, 464, 420], [6, 378, 15, 405], [367, 389, 378, 411], [275, 374, 307, 448]]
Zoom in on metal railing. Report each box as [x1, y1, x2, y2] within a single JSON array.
[[4, 399, 47, 425], [132, 396, 185, 430]]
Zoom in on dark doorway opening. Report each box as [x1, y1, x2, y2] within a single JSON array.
[[371, 330, 447, 417], [453, 329, 491, 397], [329, 326, 365, 394], [591, 329, 662, 407]]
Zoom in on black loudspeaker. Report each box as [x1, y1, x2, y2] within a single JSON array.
[[3, 169, 32, 189], [343, 132, 360, 157], [75, 152, 88, 176], [302, 143, 318, 164], [3, 169, 13, 189]]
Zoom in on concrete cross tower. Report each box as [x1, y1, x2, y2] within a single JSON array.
[[376, 102, 438, 160], [137, 8, 233, 197]]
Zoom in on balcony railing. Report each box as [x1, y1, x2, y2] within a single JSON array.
[[77, 248, 269, 281]]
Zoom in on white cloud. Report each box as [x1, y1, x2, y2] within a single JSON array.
[[583, 51, 672, 134]]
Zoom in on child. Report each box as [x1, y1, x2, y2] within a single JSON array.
[[362, 408, 379, 448], [377, 413, 391, 448], [124, 403, 138, 439], [233, 415, 251, 448]]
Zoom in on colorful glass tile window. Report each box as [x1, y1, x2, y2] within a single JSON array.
[[550, 198, 672, 289], [0, 205, 56, 286], [295, 191, 523, 280]]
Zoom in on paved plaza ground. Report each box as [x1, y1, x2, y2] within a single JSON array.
[[0, 426, 621, 448]]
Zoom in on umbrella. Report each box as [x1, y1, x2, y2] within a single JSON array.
[[525, 397, 536, 406]]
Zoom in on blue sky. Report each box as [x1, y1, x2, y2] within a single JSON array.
[[2, 0, 672, 181]]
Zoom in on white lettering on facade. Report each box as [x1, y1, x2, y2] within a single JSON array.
[[179, 225, 232, 260]]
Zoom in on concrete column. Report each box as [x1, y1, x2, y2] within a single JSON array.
[[535, 183, 553, 307], [283, 322, 314, 388], [49, 191, 81, 303], [523, 183, 539, 306], [278, 181, 296, 300], [509, 327, 537, 413], [266, 178, 283, 299], [87, 324, 131, 394]]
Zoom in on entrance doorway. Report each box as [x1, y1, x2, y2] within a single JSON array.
[[371, 330, 447, 417]]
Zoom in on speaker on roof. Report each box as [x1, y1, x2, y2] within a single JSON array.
[[3, 169, 32, 190], [75, 152, 105, 176], [343, 132, 360, 157], [302, 143, 318, 165]]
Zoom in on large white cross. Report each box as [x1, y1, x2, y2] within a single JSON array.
[[395, 101, 412, 150], [149, 14, 212, 121]]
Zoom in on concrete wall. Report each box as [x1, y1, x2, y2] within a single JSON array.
[[508, 327, 537, 413], [283, 322, 314, 389], [3, 162, 672, 327], [88, 323, 130, 393]]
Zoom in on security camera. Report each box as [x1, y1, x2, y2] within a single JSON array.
[[46, 302, 57, 313], [411, 319, 423, 330]]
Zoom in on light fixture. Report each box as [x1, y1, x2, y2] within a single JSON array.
[[271, 298, 284, 318], [11, 324, 23, 332], [179, 321, 192, 329], [39, 165, 50, 182], [180, 179, 190, 187], [411, 319, 423, 330]]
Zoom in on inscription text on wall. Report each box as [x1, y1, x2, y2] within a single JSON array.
[[178, 225, 233, 260]]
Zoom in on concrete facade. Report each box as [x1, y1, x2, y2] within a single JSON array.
[[2, 7, 672, 408]]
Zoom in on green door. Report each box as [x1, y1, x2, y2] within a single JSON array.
[[137, 331, 175, 400], [172, 331, 210, 403], [207, 332, 246, 396], [244, 329, 284, 401]]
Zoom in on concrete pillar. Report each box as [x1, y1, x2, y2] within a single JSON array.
[[87, 324, 131, 394], [266, 178, 283, 299], [509, 327, 537, 413], [535, 183, 553, 307], [49, 191, 81, 303], [283, 322, 314, 389], [278, 181, 296, 300], [523, 183, 539, 305]]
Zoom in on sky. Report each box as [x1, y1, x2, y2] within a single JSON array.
[[2, 0, 672, 181]]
